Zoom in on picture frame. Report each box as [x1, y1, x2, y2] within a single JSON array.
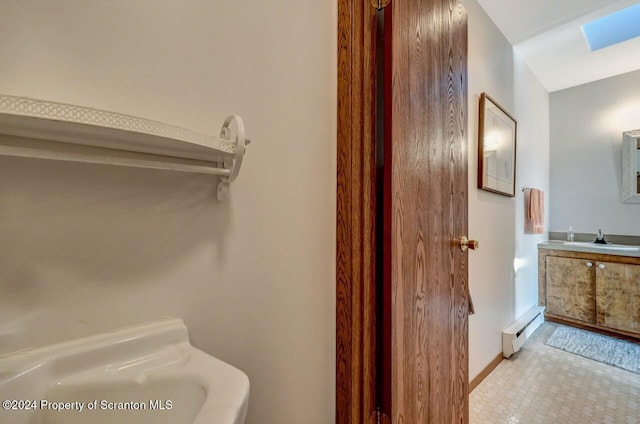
[[478, 92, 517, 197]]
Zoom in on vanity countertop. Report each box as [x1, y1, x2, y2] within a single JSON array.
[[538, 240, 640, 258]]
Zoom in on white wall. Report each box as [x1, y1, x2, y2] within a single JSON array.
[[550, 69, 640, 236], [513, 53, 550, 317], [0, 2, 336, 424], [463, 0, 550, 380]]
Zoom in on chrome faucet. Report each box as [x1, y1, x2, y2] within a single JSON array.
[[594, 229, 608, 244]]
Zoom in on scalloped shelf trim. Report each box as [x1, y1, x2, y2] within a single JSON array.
[[0, 94, 236, 154]]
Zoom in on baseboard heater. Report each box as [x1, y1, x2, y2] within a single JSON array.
[[502, 305, 545, 358]]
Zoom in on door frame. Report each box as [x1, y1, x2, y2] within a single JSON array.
[[335, 0, 378, 422]]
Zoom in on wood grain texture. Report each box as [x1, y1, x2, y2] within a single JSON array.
[[390, 0, 469, 422], [538, 251, 547, 306], [539, 248, 640, 339], [336, 0, 378, 422], [538, 248, 640, 265], [539, 247, 640, 308], [545, 256, 596, 323], [596, 261, 640, 333]]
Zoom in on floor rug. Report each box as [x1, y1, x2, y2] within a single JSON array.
[[546, 325, 640, 374]]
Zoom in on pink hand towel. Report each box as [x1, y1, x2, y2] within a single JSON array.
[[524, 188, 544, 234]]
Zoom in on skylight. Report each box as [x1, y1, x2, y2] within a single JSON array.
[[582, 2, 640, 51]]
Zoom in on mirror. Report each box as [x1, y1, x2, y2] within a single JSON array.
[[621, 130, 640, 203]]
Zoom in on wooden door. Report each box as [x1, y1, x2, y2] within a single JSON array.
[[335, 0, 470, 422], [596, 261, 640, 333], [388, 1, 469, 422], [545, 256, 596, 323]]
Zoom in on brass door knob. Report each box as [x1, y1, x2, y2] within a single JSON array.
[[458, 236, 479, 252], [371, 0, 391, 9]]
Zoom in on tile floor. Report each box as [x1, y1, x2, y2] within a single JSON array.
[[470, 322, 640, 424]]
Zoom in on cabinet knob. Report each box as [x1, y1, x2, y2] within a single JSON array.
[[598, 263, 605, 269], [586, 262, 593, 267], [457, 236, 479, 252]]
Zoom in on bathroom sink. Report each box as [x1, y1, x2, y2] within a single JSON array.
[[563, 241, 640, 251], [0, 319, 249, 424]]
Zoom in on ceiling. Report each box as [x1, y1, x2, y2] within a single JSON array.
[[476, 0, 640, 92]]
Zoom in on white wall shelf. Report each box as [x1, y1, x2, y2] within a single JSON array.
[[0, 94, 249, 201]]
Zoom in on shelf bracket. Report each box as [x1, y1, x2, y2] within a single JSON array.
[[216, 115, 250, 201]]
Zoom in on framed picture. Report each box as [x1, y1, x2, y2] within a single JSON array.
[[478, 93, 517, 197]]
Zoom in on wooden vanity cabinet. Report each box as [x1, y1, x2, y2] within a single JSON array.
[[596, 261, 640, 334], [545, 256, 595, 323], [539, 248, 640, 340]]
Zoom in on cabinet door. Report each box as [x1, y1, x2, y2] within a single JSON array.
[[546, 256, 596, 322], [596, 261, 640, 333]]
